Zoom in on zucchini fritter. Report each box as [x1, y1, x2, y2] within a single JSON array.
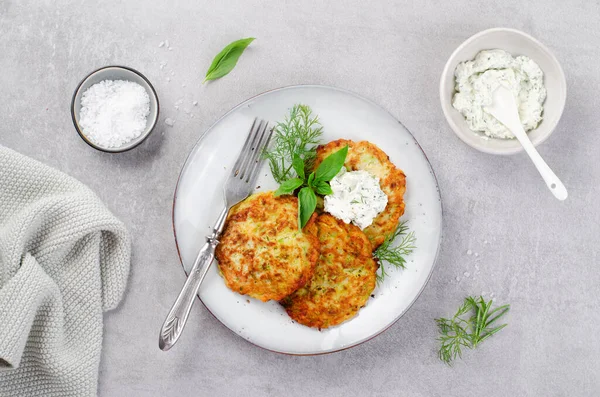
[[314, 139, 406, 248], [215, 191, 319, 302], [281, 214, 378, 329]]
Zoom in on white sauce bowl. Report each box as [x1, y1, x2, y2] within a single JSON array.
[[440, 28, 567, 155]]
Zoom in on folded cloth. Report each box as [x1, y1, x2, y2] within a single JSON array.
[[0, 146, 130, 397]]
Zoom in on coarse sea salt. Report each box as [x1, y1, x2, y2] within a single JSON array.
[[79, 80, 150, 148]]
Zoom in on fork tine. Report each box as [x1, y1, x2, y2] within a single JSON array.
[[237, 120, 266, 180], [230, 118, 259, 178], [244, 122, 269, 181], [245, 123, 273, 185]]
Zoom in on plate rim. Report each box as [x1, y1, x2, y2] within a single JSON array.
[[171, 84, 444, 355]]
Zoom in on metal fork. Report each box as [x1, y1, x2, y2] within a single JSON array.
[[159, 118, 272, 351]]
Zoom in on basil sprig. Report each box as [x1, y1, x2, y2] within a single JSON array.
[[275, 145, 348, 229], [204, 37, 255, 83]]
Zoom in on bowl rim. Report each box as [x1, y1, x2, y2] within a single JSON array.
[[70, 65, 160, 153], [439, 27, 567, 155]]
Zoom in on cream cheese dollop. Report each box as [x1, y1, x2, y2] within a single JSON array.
[[324, 168, 388, 230], [452, 49, 547, 139]]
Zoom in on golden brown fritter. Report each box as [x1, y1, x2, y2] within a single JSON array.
[[314, 139, 406, 248], [215, 191, 320, 302], [281, 214, 378, 329]]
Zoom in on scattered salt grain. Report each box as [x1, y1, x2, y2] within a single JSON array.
[[165, 39, 170, 47], [167, 77, 171, 82], [164, 118, 175, 127], [467, 249, 472, 255], [193, 101, 198, 106], [455, 276, 460, 282], [168, 47, 173, 51], [463, 271, 470, 277], [79, 80, 150, 148], [171, 71, 175, 76], [158, 41, 165, 48], [474, 252, 479, 257]]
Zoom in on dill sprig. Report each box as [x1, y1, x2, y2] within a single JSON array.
[[436, 296, 510, 365], [373, 221, 416, 283], [262, 104, 323, 184]]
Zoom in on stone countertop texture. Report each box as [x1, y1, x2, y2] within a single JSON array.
[[1, 0, 599, 396]]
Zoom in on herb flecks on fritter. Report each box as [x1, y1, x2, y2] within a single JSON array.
[[215, 191, 320, 302], [315, 139, 406, 248], [281, 214, 377, 329]]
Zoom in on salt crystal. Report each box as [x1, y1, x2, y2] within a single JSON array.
[[455, 276, 460, 282], [475, 264, 479, 270], [474, 252, 479, 257], [193, 101, 198, 106], [158, 41, 165, 48], [182, 84, 186, 87], [484, 240, 488, 244], [174, 106, 179, 110], [167, 78, 171, 82], [164, 118, 175, 126], [467, 249, 472, 255], [165, 39, 170, 47], [463, 271, 470, 277], [171, 71, 175, 76], [78, 80, 149, 148], [168, 47, 173, 51]]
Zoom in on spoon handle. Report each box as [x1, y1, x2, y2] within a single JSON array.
[[515, 131, 568, 201]]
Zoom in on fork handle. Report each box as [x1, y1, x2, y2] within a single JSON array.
[[159, 207, 228, 351]]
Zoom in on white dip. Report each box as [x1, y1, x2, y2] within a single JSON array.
[[324, 168, 388, 230], [452, 49, 547, 139]]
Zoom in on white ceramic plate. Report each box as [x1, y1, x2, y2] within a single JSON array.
[[173, 85, 442, 355]]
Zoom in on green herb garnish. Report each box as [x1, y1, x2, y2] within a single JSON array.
[[373, 221, 416, 283], [436, 296, 510, 365], [262, 105, 323, 184], [275, 145, 348, 229], [204, 37, 255, 83]]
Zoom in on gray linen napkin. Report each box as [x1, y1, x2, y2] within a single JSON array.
[[0, 145, 130, 396]]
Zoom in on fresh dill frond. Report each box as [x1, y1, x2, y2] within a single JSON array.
[[373, 221, 416, 283], [436, 296, 510, 365], [262, 104, 323, 184]]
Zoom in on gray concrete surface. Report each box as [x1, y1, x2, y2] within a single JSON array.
[[1, 0, 599, 396]]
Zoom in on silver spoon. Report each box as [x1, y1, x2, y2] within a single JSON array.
[[485, 85, 568, 201]]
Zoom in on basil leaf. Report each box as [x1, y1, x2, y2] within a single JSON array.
[[315, 145, 348, 182], [298, 187, 317, 229], [204, 37, 255, 82], [314, 181, 333, 196], [307, 172, 315, 187], [292, 154, 305, 180], [274, 178, 303, 196]]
